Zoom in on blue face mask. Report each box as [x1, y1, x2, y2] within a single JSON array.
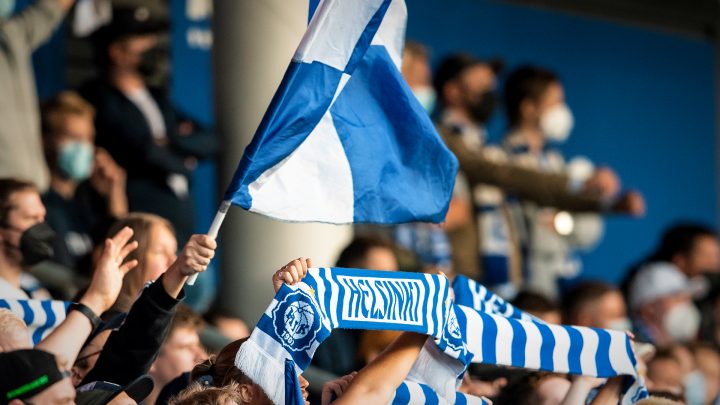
[[0, 0, 16, 19], [684, 370, 706, 405], [58, 141, 94, 181]]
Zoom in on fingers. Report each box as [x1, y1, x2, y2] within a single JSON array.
[[118, 240, 139, 262], [110, 227, 134, 250], [120, 259, 139, 273]]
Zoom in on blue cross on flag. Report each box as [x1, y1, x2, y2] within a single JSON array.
[[223, 0, 458, 224]]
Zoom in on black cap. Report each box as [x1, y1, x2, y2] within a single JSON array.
[[94, 6, 168, 46], [76, 375, 154, 405], [433, 53, 504, 101], [0, 350, 66, 404]]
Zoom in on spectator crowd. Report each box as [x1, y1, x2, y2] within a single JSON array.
[[0, 1, 718, 405]]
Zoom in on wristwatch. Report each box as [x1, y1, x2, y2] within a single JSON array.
[[68, 302, 101, 331]]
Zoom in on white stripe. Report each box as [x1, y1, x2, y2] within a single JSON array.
[[462, 307, 484, 363], [424, 274, 436, 334], [435, 276, 447, 338], [369, 0, 407, 69], [494, 316, 513, 366], [405, 380, 426, 403], [552, 326, 571, 373], [578, 327, 599, 376], [28, 300, 46, 330], [328, 268, 340, 327], [295, 0, 387, 70], [523, 321, 542, 369], [608, 330, 634, 375], [248, 110, 354, 223]]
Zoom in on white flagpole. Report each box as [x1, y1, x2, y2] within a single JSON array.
[[186, 200, 232, 285]]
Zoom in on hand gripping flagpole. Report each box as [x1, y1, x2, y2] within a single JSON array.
[[186, 200, 232, 286]]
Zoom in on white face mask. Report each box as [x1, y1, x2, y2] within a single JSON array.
[[412, 86, 436, 114], [662, 302, 701, 343], [540, 103, 574, 143], [606, 317, 632, 332]]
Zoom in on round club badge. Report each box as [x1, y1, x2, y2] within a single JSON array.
[[272, 290, 322, 352]]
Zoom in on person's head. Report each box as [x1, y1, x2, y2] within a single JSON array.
[[96, 6, 163, 73], [0, 309, 30, 352], [495, 372, 570, 405], [75, 375, 154, 405], [402, 41, 435, 113], [0, 178, 52, 267], [169, 381, 242, 405], [41, 92, 96, 183], [647, 349, 685, 397], [106, 213, 176, 312], [71, 330, 112, 387], [689, 343, 720, 405], [0, 349, 75, 405], [512, 290, 561, 324], [562, 281, 628, 330], [150, 306, 206, 388], [652, 223, 719, 278], [336, 235, 398, 271], [191, 338, 306, 405], [629, 263, 701, 344], [504, 66, 572, 142], [205, 309, 250, 341], [433, 53, 501, 124]]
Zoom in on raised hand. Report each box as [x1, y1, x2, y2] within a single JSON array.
[[173, 234, 217, 276], [321, 372, 357, 405], [272, 257, 312, 293], [81, 226, 138, 316]]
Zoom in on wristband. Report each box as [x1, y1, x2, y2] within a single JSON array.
[[68, 302, 101, 331]]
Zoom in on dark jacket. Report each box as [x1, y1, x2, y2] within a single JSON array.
[[82, 275, 184, 386], [80, 79, 217, 242]]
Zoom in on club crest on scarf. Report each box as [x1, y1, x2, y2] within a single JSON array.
[[272, 289, 322, 352]]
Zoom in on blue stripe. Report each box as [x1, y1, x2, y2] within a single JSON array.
[[391, 383, 409, 405], [19, 300, 34, 325], [455, 392, 468, 405], [566, 327, 584, 374], [308, 0, 320, 23], [480, 312, 498, 364], [510, 318, 527, 366], [429, 275, 440, 336], [419, 382, 439, 405], [32, 300, 56, 344], [0, 299, 8, 310], [344, 0, 392, 73], [535, 321, 556, 371], [594, 329, 614, 376]]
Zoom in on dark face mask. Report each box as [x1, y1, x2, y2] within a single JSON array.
[[18, 222, 56, 266], [464, 90, 496, 124], [137, 47, 164, 79]]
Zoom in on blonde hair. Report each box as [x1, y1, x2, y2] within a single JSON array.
[[169, 381, 242, 405], [41, 91, 95, 137], [0, 308, 30, 351], [106, 213, 175, 313]]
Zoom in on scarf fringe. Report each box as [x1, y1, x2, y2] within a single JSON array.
[[235, 337, 286, 405]]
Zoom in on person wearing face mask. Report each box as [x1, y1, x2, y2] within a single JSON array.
[[628, 262, 702, 346], [0, 0, 76, 191], [0, 178, 56, 299], [503, 65, 645, 298], [432, 54, 634, 295], [80, 5, 217, 245], [40, 91, 128, 284]]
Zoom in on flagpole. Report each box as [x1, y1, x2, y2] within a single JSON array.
[[186, 200, 232, 285]]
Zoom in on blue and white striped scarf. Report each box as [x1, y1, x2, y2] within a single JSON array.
[[0, 299, 69, 345], [235, 268, 451, 405], [390, 381, 488, 405]]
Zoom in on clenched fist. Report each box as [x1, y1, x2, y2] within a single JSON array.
[[175, 234, 217, 276]]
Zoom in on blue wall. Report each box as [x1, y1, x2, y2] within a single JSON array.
[[406, 0, 717, 282]]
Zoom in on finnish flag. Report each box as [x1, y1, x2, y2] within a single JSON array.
[[224, 0, 458, 224]]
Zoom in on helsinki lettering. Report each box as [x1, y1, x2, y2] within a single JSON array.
[[339, 276, 422, 325]]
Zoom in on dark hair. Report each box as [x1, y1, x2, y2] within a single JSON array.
[[0, 178, 37, 226], [561, 281, 618, 325], [335, 235, 395, 268], [503, 65, 559, 126], [169, 305, 204, 335], [433, 53, 503, 105], [191, 338, 252, 387], [512, 290, 559, 315], [651, 222, 717, 262]]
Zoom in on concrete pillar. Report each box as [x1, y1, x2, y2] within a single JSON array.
[[213, 0, 352, 324]]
